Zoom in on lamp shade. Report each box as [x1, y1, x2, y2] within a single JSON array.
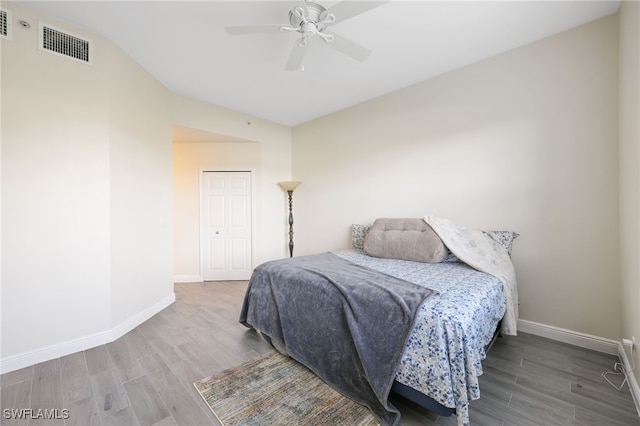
[[278, 181, 301, 192]]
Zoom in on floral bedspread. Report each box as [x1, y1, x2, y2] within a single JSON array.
[[425, 214, 518, 336], [334, 249, 506, 426]]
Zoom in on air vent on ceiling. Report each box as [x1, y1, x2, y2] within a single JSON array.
[[39, 22, 92, 64], [1, 7, 13, 40]]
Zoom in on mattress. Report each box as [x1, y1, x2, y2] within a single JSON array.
[[334, 249, 506, 416]]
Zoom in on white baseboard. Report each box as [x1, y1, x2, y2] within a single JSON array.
[[173, 274, 203, 283], [0, 293, 175, 375], [517, 319, 619, 355], [618, 341, 640, 416], [110, 293, 176, 342]]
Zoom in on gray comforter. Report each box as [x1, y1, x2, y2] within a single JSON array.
[[239, 252, 434, 425]]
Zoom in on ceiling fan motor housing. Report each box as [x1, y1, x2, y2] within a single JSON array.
[[289, 2, 327, 29]]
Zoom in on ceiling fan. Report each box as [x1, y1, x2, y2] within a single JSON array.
[[225, 1, 388, 71]]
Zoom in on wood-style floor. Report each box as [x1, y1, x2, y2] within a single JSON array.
[[1, 281, 638, 425]]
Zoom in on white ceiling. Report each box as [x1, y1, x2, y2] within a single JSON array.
[[16, 1, 621, 127]]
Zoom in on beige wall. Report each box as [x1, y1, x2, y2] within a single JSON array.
[[1, 2, 176, 366], [0, 3, 172, 370], [107, 41, 174, 326], [0, 2, 295, 370], [618, 0, 640, 384], [292, 16, 621, 340], [173, 141, 261, 280], [0, 3, 294, 370], [2, 3, 113, 359], [171, 95, 293, 269]]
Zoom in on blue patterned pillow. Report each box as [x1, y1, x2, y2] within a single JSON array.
[[351, 224, 371, 250], [482, 230, 520, 257]]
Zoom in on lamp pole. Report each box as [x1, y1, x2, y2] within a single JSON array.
[[286, 190, 295, 257], [278, 181, 301, 257]]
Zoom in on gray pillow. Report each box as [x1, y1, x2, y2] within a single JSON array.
[[363, 218, 448, 263]]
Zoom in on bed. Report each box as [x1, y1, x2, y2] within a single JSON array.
[[240, 215, 518, 426]]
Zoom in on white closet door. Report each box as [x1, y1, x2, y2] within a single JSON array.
[[201, 171, 252, 281]]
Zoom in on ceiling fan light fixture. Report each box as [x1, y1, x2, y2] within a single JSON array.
[[293, 6, 307, 22], [319, 13, 336, 28], [318, 32, 333, 42]]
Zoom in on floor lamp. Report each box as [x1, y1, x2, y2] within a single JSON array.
[[278, 181, 301, 257]]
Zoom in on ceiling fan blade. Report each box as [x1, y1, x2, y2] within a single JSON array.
[[285, 38, 309, 71], [323, 31, 371, 62], [322, 1, 389, 24], [225, 24, 284, 35]]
